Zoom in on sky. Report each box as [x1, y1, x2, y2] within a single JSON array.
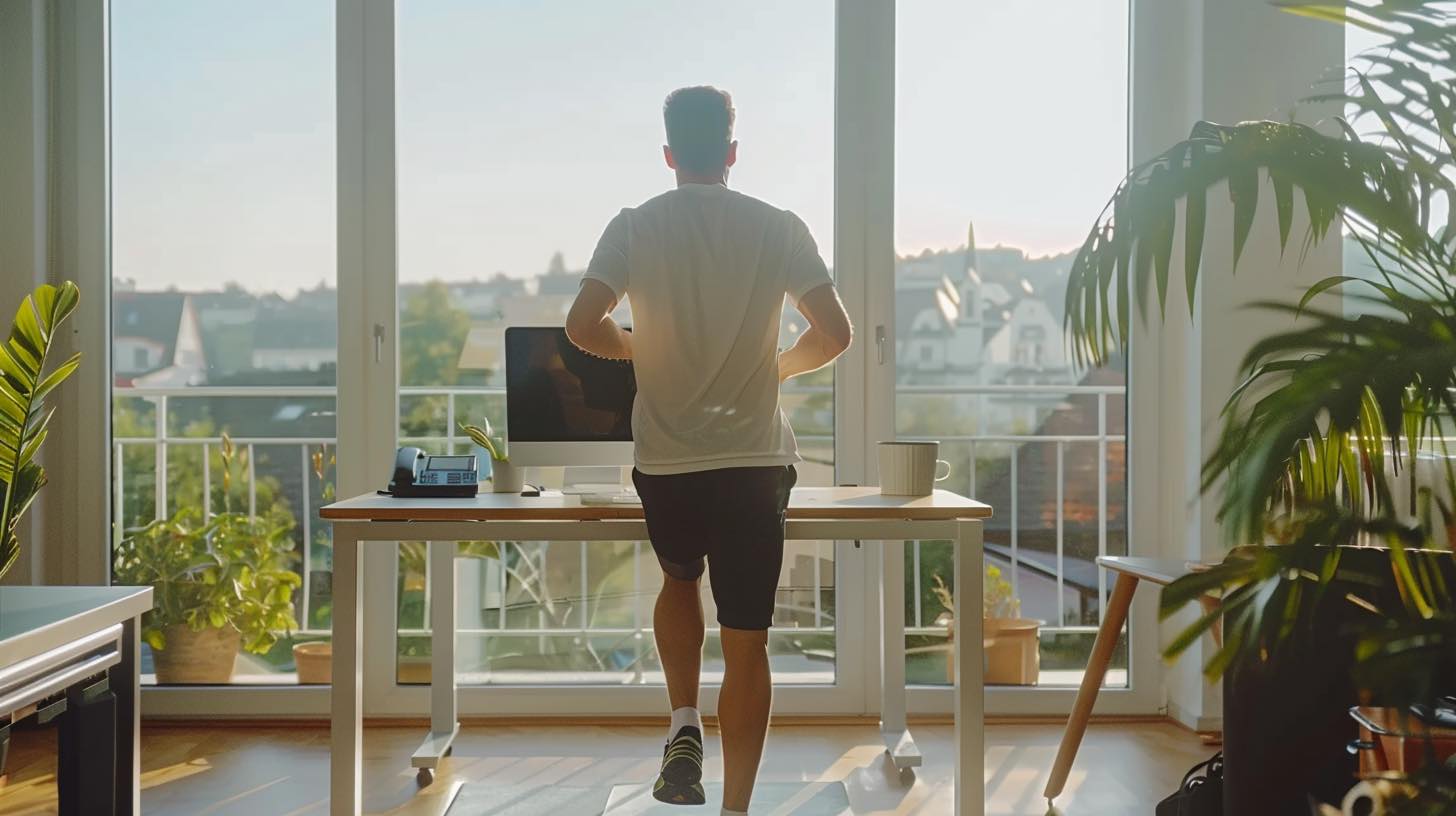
[[111, 0, 1130, 296]]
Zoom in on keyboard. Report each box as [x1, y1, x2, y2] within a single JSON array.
[[578, 492, 642, 506]]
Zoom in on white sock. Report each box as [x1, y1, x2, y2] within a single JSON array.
[[668, 706, 702, 740], [721, 809, 748, 816]]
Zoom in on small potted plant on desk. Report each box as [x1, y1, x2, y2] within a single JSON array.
[[460, 419, 522, 493], [932, 565, 1041, 685], [113, 439, 301, 684]]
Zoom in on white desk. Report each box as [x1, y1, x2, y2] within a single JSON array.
[[0, 585, 152, 815], [321, 487, 990, 815]]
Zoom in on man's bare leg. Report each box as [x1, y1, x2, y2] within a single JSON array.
[[719, 625, 771, 813], [655, 572, 705, 711]]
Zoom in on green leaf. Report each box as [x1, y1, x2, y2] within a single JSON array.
[[1230, 165, 1259, 271], [1272, 172, 1294, 252], [1184, 168, 1206, 316], [30, 354, 80, 405], [0, 282, 81, 583], [1297, 276, 1362, 315]]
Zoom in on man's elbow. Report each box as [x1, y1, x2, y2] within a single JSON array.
[[564, 312, 592, 350], [820, 325, 852, 359]]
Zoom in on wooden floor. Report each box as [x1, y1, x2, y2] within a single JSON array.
[[0, 719, 1206, 815]]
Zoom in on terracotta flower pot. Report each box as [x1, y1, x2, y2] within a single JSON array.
[[153, 625, 239, 684], [984, 617, 1040, 685], [293, 641, 332, 684]]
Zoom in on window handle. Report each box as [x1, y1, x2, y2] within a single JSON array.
[[373, 323, 385, 363], [875, 325, 886, 365]]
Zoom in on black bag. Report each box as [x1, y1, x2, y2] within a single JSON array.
[[1155, 752, 1224, 816]]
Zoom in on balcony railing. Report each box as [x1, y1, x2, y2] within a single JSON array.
[[113, 382, 1127, 683]]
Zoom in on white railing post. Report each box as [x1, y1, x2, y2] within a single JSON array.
[[302, 445, 313, 627], [1056, 440, 1065, 628], [153, 395, 167, 520], [113, 442, 124, 545], [1009, 451, 1019, 601], [201, 442, 210, 520], [247, 443, 257, 518], [813, 540, 824, 629], [445, 392, 456, 454], [1098, 392, 1109, 623]]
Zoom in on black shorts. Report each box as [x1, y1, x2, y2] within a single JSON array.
[[632, 465, 797, 631]]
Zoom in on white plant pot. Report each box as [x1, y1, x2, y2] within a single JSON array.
[[490, 458, 523, 493]]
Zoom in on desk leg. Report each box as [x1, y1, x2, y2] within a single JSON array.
[[412, 541, 459, 779], [330, 526, 363, 816], [954, 520, 985, 816], [117, 615, 141, 816], [878, 539, 920, 770], [1042, 571, 1139, 806]]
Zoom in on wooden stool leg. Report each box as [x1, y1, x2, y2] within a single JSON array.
[[1198, 595, 1223, 648], [1043, 572, 1139, 805]]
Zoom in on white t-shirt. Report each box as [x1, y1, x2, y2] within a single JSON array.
[[583, 182, 833, 476]]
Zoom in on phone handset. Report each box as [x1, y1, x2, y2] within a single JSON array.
[[386, 447, 426, 495]]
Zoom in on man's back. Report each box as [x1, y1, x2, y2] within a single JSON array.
[[583, 183, 831, 475], [565, 86, 851, 815]]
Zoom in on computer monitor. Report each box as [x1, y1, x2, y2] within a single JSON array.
[[504, 326, 635, 467]]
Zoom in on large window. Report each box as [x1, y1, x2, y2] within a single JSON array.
[[894, 0, 1130, 687], [393, 1, 837, 686], [109, 1, 337, 684], [102, 0, 1154, 712]]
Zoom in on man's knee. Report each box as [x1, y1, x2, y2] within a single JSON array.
[[719, 625, 769, 662]]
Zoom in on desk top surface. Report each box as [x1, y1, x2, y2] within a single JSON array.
[[322, 486, 992, 522], [0, 585, 153, 665]]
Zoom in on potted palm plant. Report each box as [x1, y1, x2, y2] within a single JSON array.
[[1, 282, 81, 582], [1061, 1, 1456, 810]]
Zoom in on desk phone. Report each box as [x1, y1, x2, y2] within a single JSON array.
[[385, 446, 479, 498]]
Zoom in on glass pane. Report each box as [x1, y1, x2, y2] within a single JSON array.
[[895, 1, 1130, 688], [395, 1, 835, 685], [110, 1, 337, 685]]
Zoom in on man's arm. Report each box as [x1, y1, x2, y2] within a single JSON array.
[[780, 283, 852, 382], [565, 278, 633, 360]]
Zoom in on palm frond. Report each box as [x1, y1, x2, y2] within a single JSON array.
[[1065, 120, 1428, 367], [1204, 297, 1456, 541]]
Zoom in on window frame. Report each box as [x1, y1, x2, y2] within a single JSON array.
[[86, 0, 1164, 719]]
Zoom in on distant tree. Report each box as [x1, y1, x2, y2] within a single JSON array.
[[547, 251, 567, 277], [399, 281, 478, 387], [399, 281, 484, 439]]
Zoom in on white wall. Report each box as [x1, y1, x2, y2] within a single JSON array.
[[1131, 0, 1343, 731], [0, 0, 113, 586], [0, 0, 50, 585]]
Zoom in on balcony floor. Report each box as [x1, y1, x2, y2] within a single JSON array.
[[4, 718, 1202, 814]]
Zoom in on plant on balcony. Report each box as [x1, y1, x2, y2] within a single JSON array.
[[1062, 1, 1456, 809], [0, 282, 80, 582], [114, 506, 301, 683], [931, 566, 1040, 685]]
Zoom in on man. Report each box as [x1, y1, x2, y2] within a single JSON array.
[[565, 86, 851, 815]]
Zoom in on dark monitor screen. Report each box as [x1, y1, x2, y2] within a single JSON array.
[[504, 327, 635, 442]]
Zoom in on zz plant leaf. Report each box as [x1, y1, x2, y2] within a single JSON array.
[[0, 282, 80, 582]]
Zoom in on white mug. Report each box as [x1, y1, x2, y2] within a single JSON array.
[[878, 441, 951, 496]]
